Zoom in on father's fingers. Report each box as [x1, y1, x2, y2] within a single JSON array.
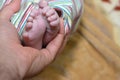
[[0, 0, 21, 20]]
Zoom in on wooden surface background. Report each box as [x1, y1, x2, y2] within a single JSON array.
[[26, 0, 120, 80]]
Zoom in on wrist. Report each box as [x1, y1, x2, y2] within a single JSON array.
[[0, 65, 22, 80]]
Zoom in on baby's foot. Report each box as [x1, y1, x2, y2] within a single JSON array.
[[39, 1, 60, 46], [22, 8, 46, 49]]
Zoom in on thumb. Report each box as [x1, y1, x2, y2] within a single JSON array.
[[0, 0, 21, 20]]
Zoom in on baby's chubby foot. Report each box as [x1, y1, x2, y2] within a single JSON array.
[[22, 8, 46, 49], [39, 0, 60, 46]]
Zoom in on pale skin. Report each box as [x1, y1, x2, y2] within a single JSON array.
[[23, 1, 60, 49], [0, 0, 66, 79]]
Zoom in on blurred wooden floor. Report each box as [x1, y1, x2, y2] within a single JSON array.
[[27, 1, 120, 80]]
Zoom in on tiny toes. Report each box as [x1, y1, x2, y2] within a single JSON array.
[[39, 0, 48, 8], [50, 19, 60, 26], [30, 12, 36, 18], [30, 9, 39, 18], [27, 16, 33, 22], [26, 22, 32, 31], [46, 9, 55, 17], [42, 6, 51, 15], [48, 15, 58, 22]]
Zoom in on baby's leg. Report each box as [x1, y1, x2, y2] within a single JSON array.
[[22, 8, 46, 49], [39, 1, 60, 47]]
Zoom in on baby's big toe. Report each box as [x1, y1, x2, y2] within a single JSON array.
[[30, 9, 39, 18], [22, 31, 29, 43], [39, 0, 48, 8]]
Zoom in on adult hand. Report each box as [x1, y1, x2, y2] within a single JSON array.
[[0, 0, 65, 79]]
